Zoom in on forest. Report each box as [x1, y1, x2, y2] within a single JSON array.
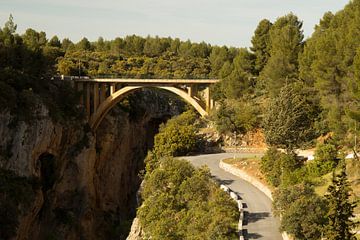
[[1, 0, 360, 239]]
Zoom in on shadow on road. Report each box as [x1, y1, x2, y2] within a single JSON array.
[[243, 211, 270, 225], [211, 175, 234, 185], [242, 229, 263, 240]]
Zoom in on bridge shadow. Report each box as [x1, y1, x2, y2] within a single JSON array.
[[243, 211, 270, 225], [242, 229, 263, 240]]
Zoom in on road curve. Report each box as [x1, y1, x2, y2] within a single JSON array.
[[182, 153, 282, 240]]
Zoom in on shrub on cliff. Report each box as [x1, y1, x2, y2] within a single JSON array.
[[138, 158, 239, 239]]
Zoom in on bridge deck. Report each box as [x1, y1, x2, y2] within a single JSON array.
[[72, 78, 219, 84]]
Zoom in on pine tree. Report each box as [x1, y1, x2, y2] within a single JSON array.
[[251, 19, 272, 74], [324, 164, 357, 240], [260, 13, 304, 97]]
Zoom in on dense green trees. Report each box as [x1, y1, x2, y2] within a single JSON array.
[[273, 183, 328, 240], [140, 111, 239, 239], [298, 0, 360, 141], [324, 165, 357, 240], [138, 158, 239, 240]]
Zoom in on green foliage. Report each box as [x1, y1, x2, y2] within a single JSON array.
[[260, 13, 304, 96], [260, 147, 283, 187], [280, 193, 328, 239], [298, 0, 360, 140], [212, 99, 258, 134], [153, 110, 199, 157], [0, 17, 83, 125], [263, 83, 317, 150], [260, 148, 303, 187], [273, 183, 328, 240], [76, 37, 92, 51], [324, 164, 357, 240], [138, 158, 239, 240], [309, 142, 339, 176], [0, 81, 16, 112], [215, 48, 256, 100], [251, 19, 272, 73]]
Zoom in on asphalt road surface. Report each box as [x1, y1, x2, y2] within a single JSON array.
[[182, 153, 282, 240]]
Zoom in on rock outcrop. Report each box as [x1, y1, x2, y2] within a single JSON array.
[[0, 89, 183, 240]]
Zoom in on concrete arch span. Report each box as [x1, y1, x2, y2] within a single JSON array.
[[90, 86, 208, 130]]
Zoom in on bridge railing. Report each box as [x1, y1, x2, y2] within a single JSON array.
[[52, 75, 219, 81]]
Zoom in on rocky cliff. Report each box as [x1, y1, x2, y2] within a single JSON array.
[[0, 89, 183, 240]]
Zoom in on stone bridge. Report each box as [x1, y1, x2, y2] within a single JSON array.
[[60, 77, 219, 130]]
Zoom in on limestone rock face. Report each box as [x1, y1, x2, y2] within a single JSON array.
[[126, 218, 143, 240], [0, 89, 183, 240]]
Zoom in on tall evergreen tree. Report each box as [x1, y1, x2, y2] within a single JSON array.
[[324, 164, 357, 240], [260, 13, 304, 97], [251, 19, 272, 74]]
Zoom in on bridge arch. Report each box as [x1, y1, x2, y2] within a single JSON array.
[[90, 86, 208, 130]]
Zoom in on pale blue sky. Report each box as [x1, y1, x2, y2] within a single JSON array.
[[0, 0, 350, 47]]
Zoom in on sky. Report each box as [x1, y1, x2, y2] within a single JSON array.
[[0, 0, 350, 48]]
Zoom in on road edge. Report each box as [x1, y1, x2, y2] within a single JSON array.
[[219, 159, 292, 240]]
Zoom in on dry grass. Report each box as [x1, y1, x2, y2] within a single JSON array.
[[223, 156, 270, 189]]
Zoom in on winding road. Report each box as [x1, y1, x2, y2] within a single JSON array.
[[182, 153, 282, 240]]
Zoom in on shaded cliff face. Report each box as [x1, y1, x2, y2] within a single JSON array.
[[0, 89, 184, 240]]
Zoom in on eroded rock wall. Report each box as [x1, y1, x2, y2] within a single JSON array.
[[0, 89, 183, 240]]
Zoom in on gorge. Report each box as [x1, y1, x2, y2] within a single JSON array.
[[0, 88, 185, 239]]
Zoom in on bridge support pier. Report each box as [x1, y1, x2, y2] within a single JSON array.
[[110, 83, 115, 95], [93, 83, 99, 113], [100, 84, 106, 103], [86, 83, 91, 118], [205, 86, 211, 112], [76, 82, 84, 105]]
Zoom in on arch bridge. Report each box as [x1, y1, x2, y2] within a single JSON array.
[[63, 77, 219, 130]]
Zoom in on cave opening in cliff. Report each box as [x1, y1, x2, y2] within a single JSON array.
[[38, 153, 56, 192]]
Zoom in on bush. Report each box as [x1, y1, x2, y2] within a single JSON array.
[[308, 143, 338, 176], [260, 147, 283, 187], [260, 148, 304, 187]]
